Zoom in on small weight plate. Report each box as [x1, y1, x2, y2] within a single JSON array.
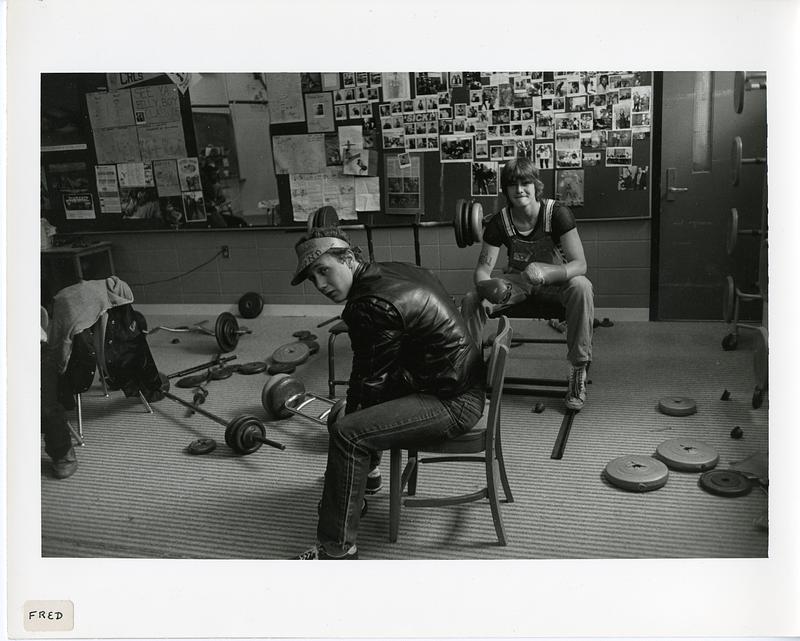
[[209, 365, 235, 380], [299, 339, 320, 355], [238, 292, 264, 319], [236, 418, 267, 455], [292, 330, 312, 339], [731, 136, 743, 186], [176, 372, 210, 388], [238, 361, 268, 375], [604, 455, 669, 492], [655, 438, 719, 472], [658, 396, 697, 417], [699, 469, 753, 497], [722, 276, 735, 324], [215, 312, 240, 353], [268, 362, 296, 375], [726, 208, 739, 255], [187, 438, 217, 455], [271, 341, 310, 366]]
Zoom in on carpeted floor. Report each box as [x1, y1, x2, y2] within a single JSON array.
[[40, 313, 769, 559]]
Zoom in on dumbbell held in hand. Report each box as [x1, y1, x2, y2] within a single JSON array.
[[476, 278, 514, 305], [522, 262, 568, 287]]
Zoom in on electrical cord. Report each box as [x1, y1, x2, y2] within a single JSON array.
[[130, 249, 224, 287]]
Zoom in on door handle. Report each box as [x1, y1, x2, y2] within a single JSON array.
[[666, 168, 689, 201]]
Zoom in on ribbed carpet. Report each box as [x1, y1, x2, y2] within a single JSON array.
[[41, 315, 769, 559]]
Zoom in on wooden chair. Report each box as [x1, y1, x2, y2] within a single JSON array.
[[389, 316, 514, 545]]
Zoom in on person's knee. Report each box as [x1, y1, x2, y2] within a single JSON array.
[[566, 275, 593, 299]]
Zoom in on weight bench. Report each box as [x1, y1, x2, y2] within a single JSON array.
[[486, 294, 581, 398]]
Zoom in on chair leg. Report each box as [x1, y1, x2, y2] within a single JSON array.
[[389, 448, 402, 542], [495, 434, 514, 503], [407, 449, 418, 496], [327, 332, 337, 398], [486, 457, 508, 546], [138, 391, 154, 414], [75, 393, 83, 438]]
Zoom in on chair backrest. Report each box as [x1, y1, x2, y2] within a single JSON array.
[[484, 316, 512, 457]]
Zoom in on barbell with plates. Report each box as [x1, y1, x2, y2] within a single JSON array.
[[733, 71, 766, 115], [731, 135, 766, 187], [156, 313, 251, 353], [305, 199, 484, 254], [262, 373, 346, 426], [726, 207, 763, 256], [167, 355, 238, 380], [157, 374, 286, 455]]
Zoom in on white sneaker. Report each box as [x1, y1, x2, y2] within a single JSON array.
[[565, 364, 587, 411]]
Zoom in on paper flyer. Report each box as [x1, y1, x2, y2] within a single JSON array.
[[177, 157, 202, 191], [322, 169, 357, 219], [304, 92, 335, 133], [116, 162, 148, 188], [85, 89, 135, 130], [131, 84, 182, 125], [62, 191, 96, 219], [94, 165, 121, 213], [289, 173, 326, 221], [381, 72, 411, 101], [152, 159, 181, 197], [272, 134, 326, 175], [182, 190, 207, 222], [137, 122, 188, 161], [355, 177, 380, 211], [264, 73, 305, 124], [93, 126, 142, 164]]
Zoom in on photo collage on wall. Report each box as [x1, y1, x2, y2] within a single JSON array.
[[269, 71, 652, 219]]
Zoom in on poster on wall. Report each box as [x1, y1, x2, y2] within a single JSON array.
[[272, 134, 326, 174], [86, 89, 136, 130], [94, 165, 121, 213], [471, 161, 498, 196], [355, 177, 380, 211], [556, 169, 584, 206], [131, 85, 182, 125], [304, 92, 335, 133], [93, 126, 142, 164], [62, 192, 96, 220], [264, 73, 305, 124], [381, 72, 411, 101], [384, 153, 423, 215]]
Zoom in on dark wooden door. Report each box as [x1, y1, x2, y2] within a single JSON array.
[[656, 71, 766, 320]]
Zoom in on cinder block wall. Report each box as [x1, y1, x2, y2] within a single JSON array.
[[69, 219, 651, 310]]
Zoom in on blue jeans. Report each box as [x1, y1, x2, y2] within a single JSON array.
[[461, 274, 594, 366], [317, 384, 486, 554]]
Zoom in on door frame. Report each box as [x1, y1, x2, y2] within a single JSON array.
[[648, 71, 664, 321]]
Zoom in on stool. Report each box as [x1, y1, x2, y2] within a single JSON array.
[[327, 320, 350, 398]]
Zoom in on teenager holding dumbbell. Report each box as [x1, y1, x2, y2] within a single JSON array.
[[290, 228, 486, 559], [461, 157, 594, 411]]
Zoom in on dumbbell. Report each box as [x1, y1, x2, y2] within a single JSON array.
[[416, 198, 484, 248], [731, 136, 766, 187], [156, 313, 251, 353], [157, 374, 286, 455], [726, 207, 764, 255], [733, 71, 766, 114], [262, 373, 346, 425]]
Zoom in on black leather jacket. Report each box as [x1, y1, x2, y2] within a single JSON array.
[[57, 304, 162, 408], [342, 262, 484, 412]]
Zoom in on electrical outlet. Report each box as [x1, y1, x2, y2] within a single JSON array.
[[221, 245, 230, 258]]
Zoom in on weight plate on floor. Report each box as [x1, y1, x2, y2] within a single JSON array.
[[238, 361, 268, 375], [209, 365, 235, 380], [658, 396, 697, 417], [699, 469, 752, 497], [299, 339, 320, 355], [215, 312, 240, 352], [267, 362, 296, 375], [235, 417, 267, 455], [262, 373, 305, 419], [225, 415, 244, 449], [655, 438, 719, 472], [238, 292, 264, 319], [187, 438, 217, 455], [604, 455, 669, 492], [271, 341, 310, 366], [293, 330, 312, 339], [176, 372, 210, 388]]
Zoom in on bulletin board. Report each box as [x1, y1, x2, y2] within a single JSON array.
[[41, 73, 201, 232], [41, 71, 654, 233], [267, 70, 654, 226]]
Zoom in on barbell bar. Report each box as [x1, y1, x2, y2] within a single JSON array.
[[158, 374, 286, 455], [167, 354, 238, 380], [733, 71, 766, 114], [726, 207, 763, 255], [731, 136, 766, 187]]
